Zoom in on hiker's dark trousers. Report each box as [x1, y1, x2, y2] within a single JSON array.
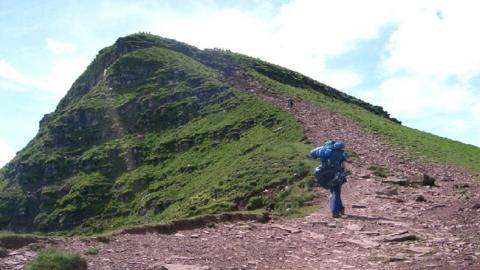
[[329, 184, 344, 215]]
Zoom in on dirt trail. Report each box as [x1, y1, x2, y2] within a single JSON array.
[[2, 73, 480, 270]]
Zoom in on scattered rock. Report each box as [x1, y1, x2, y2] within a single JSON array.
[[345, 238, 380, 249], [360, 231, 380, 236], [427, 204, 446, 211], [95, 236, 110, 243], [382, 231, 419, 242], [326, 223, 337, 228], [454, 183, 469, 189], [471, 203, 480, 210], [4, 259, 23, 266], [387, 255, 407, 262], [407, 246, 434, 255], [358, 170, 371, 179], [377, 220, 411, 227], [346, 224, 363, 231], [375, 195, 405, 203], [270, 224, 301, 233], [305, 231, 325, 240], [375, 187, 399, 196], [383, 177, 408, 186], [161, 265, 210, 270], [415, 195, 427, 202], [24, 251, 35, 258], [190, 234, 200, 238], [351, 204, 367, 209]]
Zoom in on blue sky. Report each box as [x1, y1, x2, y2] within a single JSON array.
[[1, 0, 479, 166]]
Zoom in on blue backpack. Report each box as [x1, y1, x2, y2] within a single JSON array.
[[310, 141, 347, 189]]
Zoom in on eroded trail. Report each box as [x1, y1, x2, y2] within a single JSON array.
[[2, 74, 480, 270]]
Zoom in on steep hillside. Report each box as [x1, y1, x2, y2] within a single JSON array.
[[0, 33, 479, 235]]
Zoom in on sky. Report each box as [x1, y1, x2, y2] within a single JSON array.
[[1, 0, 479, 167]]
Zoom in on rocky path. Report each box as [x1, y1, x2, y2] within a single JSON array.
[[2, 74, 480, 269]]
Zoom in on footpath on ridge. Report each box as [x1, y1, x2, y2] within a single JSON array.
[[1, 72, 480, 270]]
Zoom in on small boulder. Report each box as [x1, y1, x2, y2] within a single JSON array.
[[161, 265, 210, 270], [383, 177, 408, 186], [382, 231, 418, 242], [471, 203, 480, 210], [422, 174, 436, 186], [415, 195, 427, 202]]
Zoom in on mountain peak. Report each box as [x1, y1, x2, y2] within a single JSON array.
[[0, 34, 478, 234]]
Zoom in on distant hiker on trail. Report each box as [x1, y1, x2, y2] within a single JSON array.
[[287, 97, 294, 108], [310, 140, 347, 218]]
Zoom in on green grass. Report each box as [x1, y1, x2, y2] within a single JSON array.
[[84, 247, 99, 255], [68, 92, 318, 234], [1, 79, 319, 234], [247, 70, 480, 173], [25, 249, 87, 270], [368, 165, 388, 178]]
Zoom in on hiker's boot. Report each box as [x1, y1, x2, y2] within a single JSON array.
[[332, 213, 341, 218]]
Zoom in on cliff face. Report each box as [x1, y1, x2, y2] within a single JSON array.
[[0, 33, 399, 233]]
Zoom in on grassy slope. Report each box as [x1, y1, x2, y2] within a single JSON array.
[[246, 69, 480, 173], [70, 92, 318, 234], [0, 41, 318, 234]]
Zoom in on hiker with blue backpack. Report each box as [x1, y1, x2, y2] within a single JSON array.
[[310, 140, 347, 218]]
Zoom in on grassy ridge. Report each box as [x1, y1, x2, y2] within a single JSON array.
[[247, 70, 480, 173], [0, 39, 319, 234]]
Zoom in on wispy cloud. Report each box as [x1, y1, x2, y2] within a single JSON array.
[[0, 59, 25, 83], [0, 56, 89, 97], [46, 38, 77, 54]]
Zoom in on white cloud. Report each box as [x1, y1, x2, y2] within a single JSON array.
[[384, 0, 480, 80], [0, 59, 24, 83], [472, 102, 480, 120], [46, 38, 77, 54], [0, 140, 15, 168], [39, 57, 90, 96], [361, 76, 475, 117], [0, 56, 88, 96]]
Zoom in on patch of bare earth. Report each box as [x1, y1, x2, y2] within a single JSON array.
[[2, 73, 479, 269]]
